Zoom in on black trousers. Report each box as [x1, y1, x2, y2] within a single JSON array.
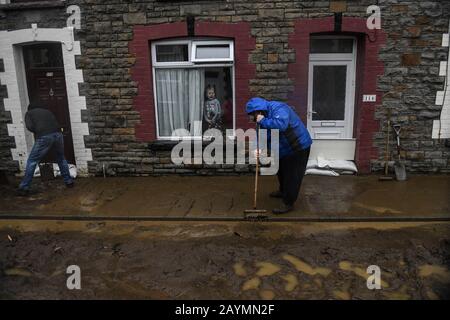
[[277, 147, 310, 206]]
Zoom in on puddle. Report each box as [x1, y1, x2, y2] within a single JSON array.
[[255, 262, 281, 277], [418, 265, 450, 282], [281, 274, 298, 292], [339, 261, 389, 288], [259, 289, 275, 300], [283, 254, 331, 277], [242, 277, 261, 291], [233, 262, 247, 277]]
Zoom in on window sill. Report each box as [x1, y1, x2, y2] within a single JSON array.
[[149, 140, 210, 151], [148, 140, 179, 151], [0, 1, 65, 11], [149, 136, 236, 151]]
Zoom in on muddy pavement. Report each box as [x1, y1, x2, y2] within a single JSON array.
[[0, 220, 449, 299], [1, 175, 449, 218]]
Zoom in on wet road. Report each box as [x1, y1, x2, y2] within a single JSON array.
[[0, 175, 449, 219], [0, 220, 449, 299]]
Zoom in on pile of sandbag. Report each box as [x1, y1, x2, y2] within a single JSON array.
[[306, 157, 358, 176]]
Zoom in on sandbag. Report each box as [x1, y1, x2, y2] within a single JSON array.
[[305, 168, 340, 176], [308, 157, 357, 174]]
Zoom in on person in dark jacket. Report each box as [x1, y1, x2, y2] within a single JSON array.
[[18, 102, 73, 195], [246, 97, 312, 214]]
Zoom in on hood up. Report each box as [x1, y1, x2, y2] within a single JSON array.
[[245, 97, 269, 114]]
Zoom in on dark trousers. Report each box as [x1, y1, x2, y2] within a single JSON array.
[[19, 132, 73, 190], [277, 147, 310, 206]]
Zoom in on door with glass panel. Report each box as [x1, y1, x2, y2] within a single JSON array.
[[307, 37, 356, 139]]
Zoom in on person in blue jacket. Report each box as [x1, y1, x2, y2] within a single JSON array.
[[246, 97, 312, 214]]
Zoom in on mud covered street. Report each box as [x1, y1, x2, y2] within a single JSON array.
[[0, 220, 449, 300], [0, 175, 449, 218]]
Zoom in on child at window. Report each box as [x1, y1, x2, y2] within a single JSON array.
[[204, 84, 222, 131]]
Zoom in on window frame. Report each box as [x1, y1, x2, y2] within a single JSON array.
[[309, 35, 357, 62], [191, 40, 234, 63], [151, 39, 235, 141], [151, 39, 192, 67]]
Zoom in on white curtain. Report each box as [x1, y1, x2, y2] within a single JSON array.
[[156, 69, 204, 137]]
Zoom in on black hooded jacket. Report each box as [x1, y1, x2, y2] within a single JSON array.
[[25, 105, 61, 138]]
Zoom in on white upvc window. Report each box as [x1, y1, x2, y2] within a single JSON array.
[[151, 39, 235, 140], [191, 40, 234, 63]]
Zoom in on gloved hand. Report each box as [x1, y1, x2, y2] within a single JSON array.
[[256, 114, 265, 123]]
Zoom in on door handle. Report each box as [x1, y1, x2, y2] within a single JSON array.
[[49, 88, 54, 97]]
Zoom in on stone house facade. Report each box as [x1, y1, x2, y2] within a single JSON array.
[[0, 0, 449, 176]]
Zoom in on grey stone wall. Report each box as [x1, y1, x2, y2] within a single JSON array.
[[0, 50, 15, 173], [0, 82, 17, 173], [0, 0, 449, 175], [0, 6, 66, 30], [373, 1, 450, 173]]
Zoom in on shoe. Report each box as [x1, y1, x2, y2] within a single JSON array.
[[269, 190, 283, 198], [65, 182, 74, 188], [272, 203, 293, 214]]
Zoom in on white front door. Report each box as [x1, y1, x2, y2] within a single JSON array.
[[307, 37, 356, 139]]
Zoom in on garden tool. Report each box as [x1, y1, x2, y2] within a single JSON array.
[[393, 124, 407, 181], [244, 122, 268, 219], [379, 108, 394, 181]]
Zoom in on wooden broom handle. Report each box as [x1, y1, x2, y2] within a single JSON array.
[[253, 123, 260, 209]]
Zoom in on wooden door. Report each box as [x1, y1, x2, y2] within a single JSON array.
[[23, 43, 76, 164]]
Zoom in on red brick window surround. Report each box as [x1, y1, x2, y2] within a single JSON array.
[[288, 17, 387, 173], [129, 22, 256, 142]]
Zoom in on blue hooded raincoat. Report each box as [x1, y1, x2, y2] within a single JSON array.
[[246, 97, 312, 158]]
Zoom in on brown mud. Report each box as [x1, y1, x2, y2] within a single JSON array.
[[0, 220, 449, 299], [0, 175, 449, 218]]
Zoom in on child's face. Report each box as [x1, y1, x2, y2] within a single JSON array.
[[207, 89, 215, 100]]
